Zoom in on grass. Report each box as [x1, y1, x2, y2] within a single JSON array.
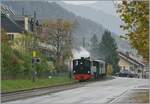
[[1, 76, 77, 93]]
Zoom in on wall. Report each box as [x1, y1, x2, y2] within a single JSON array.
[[118, 57, 134, 70]]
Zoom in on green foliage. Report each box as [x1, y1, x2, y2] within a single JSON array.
[[34, 55, 49, 77], [98, 30, 120, 73], [1, 44, 32, 79], [1, 42, 13, 78], [1, 31, 50, 79], [117, 0, 149, 61]]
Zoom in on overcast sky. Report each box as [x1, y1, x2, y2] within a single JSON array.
[[63, 1, 97, 5]]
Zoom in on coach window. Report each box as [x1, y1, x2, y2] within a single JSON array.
[[101, 64, 103, 68], [93, 61, 96, 66]]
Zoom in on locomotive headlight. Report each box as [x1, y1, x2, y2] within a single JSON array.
[[73, 70, 76, 73], [88, 71, 90, 73]]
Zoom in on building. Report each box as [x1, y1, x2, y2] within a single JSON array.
[[118, 51, 145, 78], [1, 4, 42, 41]]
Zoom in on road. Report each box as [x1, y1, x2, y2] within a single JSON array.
[[3, 77, 149, 104]]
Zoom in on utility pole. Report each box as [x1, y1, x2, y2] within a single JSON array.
[[83, 37, 86, 48], [69, 58, 72, 79], [32, 50, 36, 82], [22, 8, 24, 16]]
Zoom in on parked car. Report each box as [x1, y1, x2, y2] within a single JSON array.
[[116, 70, 137, 78]]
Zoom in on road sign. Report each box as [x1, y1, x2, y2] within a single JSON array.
[[32, 51, 36, 57], [32, 57, 41, 64], [32, 51, 37, 57]]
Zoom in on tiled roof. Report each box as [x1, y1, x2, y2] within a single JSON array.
[[1, 13, 24, 33], [118, 51, 145, 67]]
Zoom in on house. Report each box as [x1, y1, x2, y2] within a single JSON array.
[[118, 51, 145, 78], [1, 5, 42, 41]]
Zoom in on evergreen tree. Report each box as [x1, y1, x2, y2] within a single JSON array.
[[98, 30, 119, 74], [90, 34, 99, 59]]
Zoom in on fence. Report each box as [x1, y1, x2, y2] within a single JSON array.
[[1, 69, 73, 80]]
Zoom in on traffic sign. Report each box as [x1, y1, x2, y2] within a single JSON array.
[[32, 51, 37, 57]]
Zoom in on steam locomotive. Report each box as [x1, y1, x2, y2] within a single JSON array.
[[73, 57, 107, 81]]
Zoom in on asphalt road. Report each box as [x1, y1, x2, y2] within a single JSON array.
[[3, 77, 149, 104]]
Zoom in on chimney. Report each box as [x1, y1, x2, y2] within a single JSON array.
[[24, 16, 29, 31], [34, 11, 36, 19], [22, 8, 24, 16]]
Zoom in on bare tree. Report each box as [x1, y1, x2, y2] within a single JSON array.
[[43, 19, 74, 71]]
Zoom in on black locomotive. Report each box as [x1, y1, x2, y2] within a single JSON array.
[[73, 57, 107, 81]]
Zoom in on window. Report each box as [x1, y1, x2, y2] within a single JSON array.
[[7, 34, 14, 41], [101, 64, 103, 68], [85, 60, 90, 67], [93, 61, 97, 66], [75, 61, 78, 66], [73, 60, 78, 66]]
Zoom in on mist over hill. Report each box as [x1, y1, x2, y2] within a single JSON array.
[[59, 1, 124, 35], [2, 1, 131, 51]]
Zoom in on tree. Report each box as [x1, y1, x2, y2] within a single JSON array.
[[1, 29, 49, 79], [117, 0, 149, 61], [90, 34, 99, 58], [1, 29, 21, 79], [98, 30, 119, 74], [13, 34, 50, 77], [13, 33, 35, 53], [43, 19, 74, 71]]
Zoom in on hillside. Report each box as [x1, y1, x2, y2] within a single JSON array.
[[2, 1, 131, 51], [59, 1, 123, 35]]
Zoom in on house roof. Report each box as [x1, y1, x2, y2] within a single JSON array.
[[118, 51, 145, 67], [1, 13, 24, 33]]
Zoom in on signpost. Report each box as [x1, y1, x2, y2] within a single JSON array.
[[32, 51, 37, 57], [32, 51, 40, 82]]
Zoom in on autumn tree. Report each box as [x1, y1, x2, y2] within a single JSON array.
[[43, 19, 74, 71], [117, 0, 149, 61]]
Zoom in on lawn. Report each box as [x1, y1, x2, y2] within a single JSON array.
[[1, 76, 77, 93]]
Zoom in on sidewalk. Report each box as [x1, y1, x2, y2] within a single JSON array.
[[109, 84, 149, 104]]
